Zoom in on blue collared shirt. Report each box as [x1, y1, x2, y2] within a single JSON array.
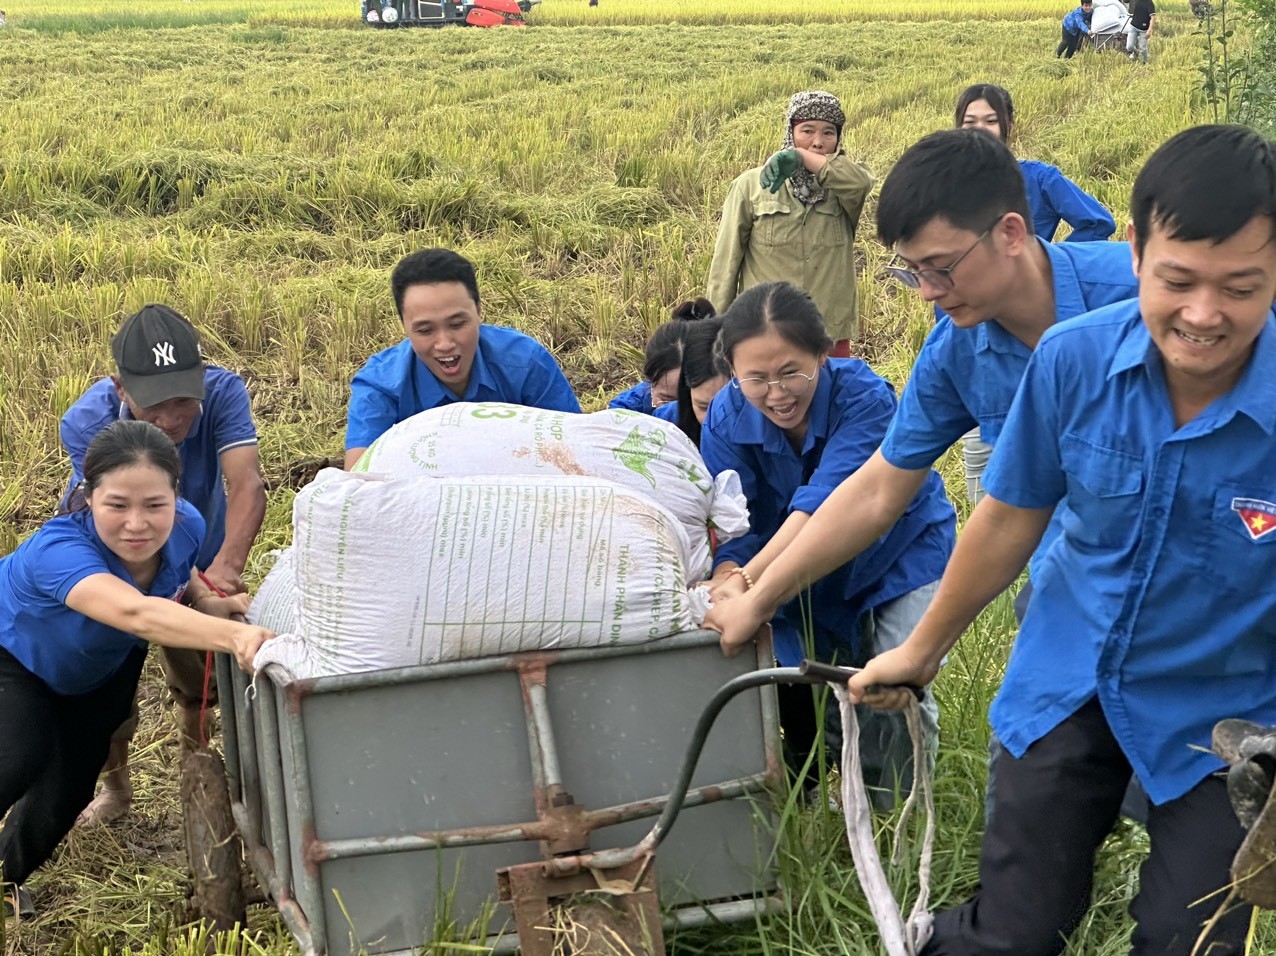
[[983, 300, 1276, 804], [609, 381, 654, 415], [0, 500, 204, 695], [60, 367, 257, 570], [345, 325, 581, 450], [884, 240, 1138, 468], [1020, 160, 1116, 243], [702, 359, 955, 662], [1062, 6, 1091, 34]]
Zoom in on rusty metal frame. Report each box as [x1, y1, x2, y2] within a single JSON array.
[[220, 630, 783, 956]]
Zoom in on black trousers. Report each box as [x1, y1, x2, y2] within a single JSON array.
[[0, 645, 147, 886], [777, 680, 838, 791], [1057, 26, 1084, 57], [925, 697, 1251, 955]]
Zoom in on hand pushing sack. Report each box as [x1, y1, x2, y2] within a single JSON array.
[[760, 148, 802, 193], [351, 403, 748, 584]]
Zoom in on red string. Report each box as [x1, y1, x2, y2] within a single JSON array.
[[195, 570, 228, 749]]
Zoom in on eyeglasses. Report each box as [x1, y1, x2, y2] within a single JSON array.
[[885, 215, 1005, 293], [731, 369, 817, 400]]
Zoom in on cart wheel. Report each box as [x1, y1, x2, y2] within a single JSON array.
[[180, 749, 246, 934]]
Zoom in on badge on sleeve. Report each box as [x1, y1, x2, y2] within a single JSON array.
[[1232, 498, 1276, 541]]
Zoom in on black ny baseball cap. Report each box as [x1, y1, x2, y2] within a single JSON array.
[[111, 304, 206, 408]]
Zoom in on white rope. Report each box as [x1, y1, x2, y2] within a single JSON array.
[[832, 685, 935, 956]]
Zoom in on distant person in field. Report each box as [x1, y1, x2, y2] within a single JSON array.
[[850, 123, 1276, 956], [1127, 0, 1155, 62], [0, 421, 272, 921], [707, 90, 873, 359], [701, 282, 955, 808], [1056, 0, 1094, 57], [609, 298, 716, 418], [344, 248, 581, 469], [60, 304, 267, 826]]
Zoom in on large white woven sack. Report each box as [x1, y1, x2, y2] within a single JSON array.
[[251, 469, 711, 680], [351, 403, 748, 584]]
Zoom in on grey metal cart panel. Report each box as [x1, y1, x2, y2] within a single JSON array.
[[220, 629, 782, 956]]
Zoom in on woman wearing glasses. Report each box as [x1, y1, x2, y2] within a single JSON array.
[[700, 282, 954, 807]]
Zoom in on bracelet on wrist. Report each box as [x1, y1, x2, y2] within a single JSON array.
[[729, 566, 755, 591]]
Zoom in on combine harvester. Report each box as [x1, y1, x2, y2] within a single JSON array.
[[363, 0, 537, 26]]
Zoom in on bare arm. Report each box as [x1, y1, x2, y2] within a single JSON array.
[[64, 574, 272, 671], [848, 496, 1052, 708], [705, 450, 929, 654], [344, 447, 367, 470], [710, 511, 810, 603], [203, 445, 267, 594]]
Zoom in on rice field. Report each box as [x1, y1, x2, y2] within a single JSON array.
[[2, 0, 1088, 31], [0, 0, 1264, 953]]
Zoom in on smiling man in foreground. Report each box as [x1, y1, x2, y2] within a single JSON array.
[[852, 124, 1276, 955]]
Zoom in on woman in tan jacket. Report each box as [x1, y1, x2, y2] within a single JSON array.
[[706, 91, 873, 358]]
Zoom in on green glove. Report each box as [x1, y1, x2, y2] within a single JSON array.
[[759, 148, 801, 193]]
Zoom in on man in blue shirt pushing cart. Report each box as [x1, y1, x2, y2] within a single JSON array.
[[852, 124, 1276, 956]]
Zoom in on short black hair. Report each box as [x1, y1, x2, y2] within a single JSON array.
[[877, 129, 1031, 247], [718, 282, 833, 365], [390, 248, 481, 318], [1131, 124, 1276, 255]]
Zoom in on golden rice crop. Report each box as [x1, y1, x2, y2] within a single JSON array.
[[0, 2, 1259, 953]]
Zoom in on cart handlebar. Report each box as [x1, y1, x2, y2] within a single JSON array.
[[798, 659, 925, 701], [583, 661, 923, 870]]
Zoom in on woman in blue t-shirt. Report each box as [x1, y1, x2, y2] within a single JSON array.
[[0, 421, 272, 919], [955, 83, 1115, 243], [701, 282, 955, 807]]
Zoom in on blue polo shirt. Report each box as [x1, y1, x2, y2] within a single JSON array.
[[1020, 160, 1116, 244], [884, 240, 1138, 466], [60, 367, 257, 571], [983, 301, 1276, 804], [346, 325, 581, 451], [702, 359, 955, 663], [609, 381, 653, 415], [0, 500, 204, 695], [653, 401, 679, 423]]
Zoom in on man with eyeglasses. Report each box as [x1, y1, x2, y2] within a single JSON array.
[[706, 128, 1136, 655], [851, 123, 1276, 956]]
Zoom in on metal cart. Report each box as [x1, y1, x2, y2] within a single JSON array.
[[190, 630, 784, 955]]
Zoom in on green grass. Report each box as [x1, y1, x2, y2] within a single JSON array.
[[0, 0, 1267, 952]]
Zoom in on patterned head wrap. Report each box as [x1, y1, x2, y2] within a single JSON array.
[[782, 90, 846, 206]]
